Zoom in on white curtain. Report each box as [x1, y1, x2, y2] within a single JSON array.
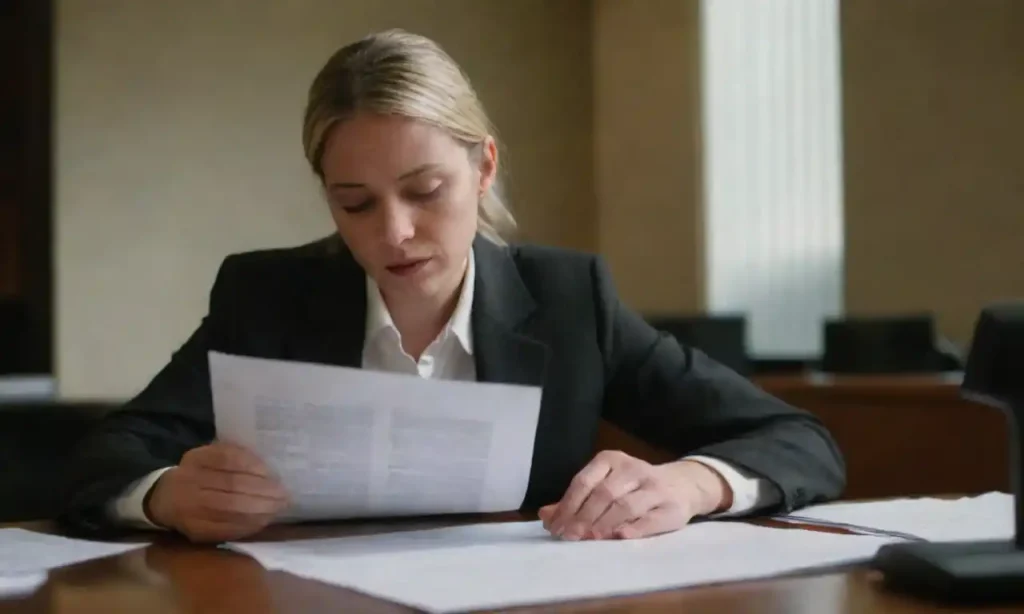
[[700, 0, 844, 358]]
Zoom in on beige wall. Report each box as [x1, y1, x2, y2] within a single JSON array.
[[842, 0, 1024, 347], [593, 0, 704, 315], [56, 0, 593, 399]]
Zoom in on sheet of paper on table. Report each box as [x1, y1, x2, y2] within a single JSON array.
[[774, 492, 1014, 542], [0, 573, 47, 599], [227, 520, 899, 613], [0, 528, 145, 596], [208, 351, 542, 522]]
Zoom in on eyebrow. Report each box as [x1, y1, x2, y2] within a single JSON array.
[[328, 163, 440, 190]]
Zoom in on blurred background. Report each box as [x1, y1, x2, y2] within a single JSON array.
[[1, 0, 1021, 401]]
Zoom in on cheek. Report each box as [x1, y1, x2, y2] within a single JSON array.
[[329, 211, 376, 264], [423, 206, 472, 249], [328, 208, 355, 242], [429, 196, 479, 258], [439, 187, 479, 230]]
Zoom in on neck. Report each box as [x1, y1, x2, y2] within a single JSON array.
[[383, 259, 468, 360]]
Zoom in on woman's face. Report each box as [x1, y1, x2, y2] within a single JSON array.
[[320, 112, 496, 303]]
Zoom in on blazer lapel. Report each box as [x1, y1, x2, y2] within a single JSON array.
[[293, 236, 367, 368], [471, 237, 550, 387], [293, 234, 550, 382]]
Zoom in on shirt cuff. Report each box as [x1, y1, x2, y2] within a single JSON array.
[[107, 467, 175, 529], [682, 455, 780, 517]]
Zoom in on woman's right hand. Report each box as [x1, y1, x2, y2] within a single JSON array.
[[145, 442, 289, 543]]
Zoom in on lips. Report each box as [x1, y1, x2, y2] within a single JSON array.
[[385, 258, 431, 277]]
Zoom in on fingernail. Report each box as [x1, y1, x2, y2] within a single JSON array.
[[564, 523, 586, 541]]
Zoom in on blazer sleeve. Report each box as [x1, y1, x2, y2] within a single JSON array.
[[59, 256, 240, 537], [592, 257, 846, 513]]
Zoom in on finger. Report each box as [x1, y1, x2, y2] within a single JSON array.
[[197, 470, 288, 501], [562, 470, 642, 540], [205, 442, 272, 475], [181, 518, 269, 544], [550, 459, 612, 536], [199, 507, 279, 528], [538, 504, 557, 529], [198, 502, 282, 527], [198, 488, 287, 519], [591, 488, 663, 539], [614, 506, 688, 540], [190, 443, 272, 477]]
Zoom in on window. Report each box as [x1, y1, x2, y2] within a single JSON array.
[[701, 0, 844, 357]]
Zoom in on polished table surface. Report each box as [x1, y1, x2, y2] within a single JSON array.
[[3, 513, 1022, 614]]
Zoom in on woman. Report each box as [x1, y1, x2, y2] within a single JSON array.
[[62, 30, 844, 543]]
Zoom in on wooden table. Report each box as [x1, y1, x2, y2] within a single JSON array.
[[3, 514, 1021, 614]]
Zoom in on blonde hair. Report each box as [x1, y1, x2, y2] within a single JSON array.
[[302, 29, 516, 245]]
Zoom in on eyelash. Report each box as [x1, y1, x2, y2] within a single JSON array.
[[339, 185, 443, 214], [341, 201, 372, 214], [409, 185, 443, 202]]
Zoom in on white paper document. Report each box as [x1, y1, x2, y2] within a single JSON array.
[[0, 529, 145, 576], [0, 573, 47, 599], [774, 492, 1014, 542], [228, 520, 899, 612], [209, 351, 542, 521]]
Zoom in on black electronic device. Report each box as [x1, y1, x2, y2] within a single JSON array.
[[871, 303, 1024, 603]]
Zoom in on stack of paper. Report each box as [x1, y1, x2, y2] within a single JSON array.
[[774, 492, 1014, 542], [0, 529, 145, 599], [228, 520, 899, 612]]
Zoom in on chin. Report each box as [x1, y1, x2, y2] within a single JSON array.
[[380, 266, 437, 295]]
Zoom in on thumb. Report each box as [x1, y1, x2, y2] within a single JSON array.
[[538, 504, 558, 527]]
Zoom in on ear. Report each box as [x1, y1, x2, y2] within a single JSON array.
[[477, 136, 498, 194]]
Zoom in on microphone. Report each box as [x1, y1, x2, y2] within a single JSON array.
[[871, 302, 1024, 603]]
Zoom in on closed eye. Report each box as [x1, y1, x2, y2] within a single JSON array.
[[405, 184, 443, 203], [333, 197, 374, 214], [345, 201, 373, 213]]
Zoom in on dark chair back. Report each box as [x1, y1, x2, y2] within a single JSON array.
[[645, 315, 750, 374], [0, 402, 111, 522], [0, 298, 32, 374], [821, 314, 962, 374]]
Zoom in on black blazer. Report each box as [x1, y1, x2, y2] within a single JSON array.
[[61, 235, 845, 536]]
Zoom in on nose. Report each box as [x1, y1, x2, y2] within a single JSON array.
[[379, 201, 416, 247]]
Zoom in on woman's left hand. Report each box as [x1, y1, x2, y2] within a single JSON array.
[[538, 450, 733, 540]]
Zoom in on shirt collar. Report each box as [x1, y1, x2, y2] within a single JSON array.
[[365, 249, 476, 354]]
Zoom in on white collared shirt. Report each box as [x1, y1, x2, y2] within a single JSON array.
[[112, 249, 771, 527], [362, 251, 477, 381]]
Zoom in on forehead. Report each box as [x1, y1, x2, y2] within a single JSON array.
[[320, 112, 467, 182]]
